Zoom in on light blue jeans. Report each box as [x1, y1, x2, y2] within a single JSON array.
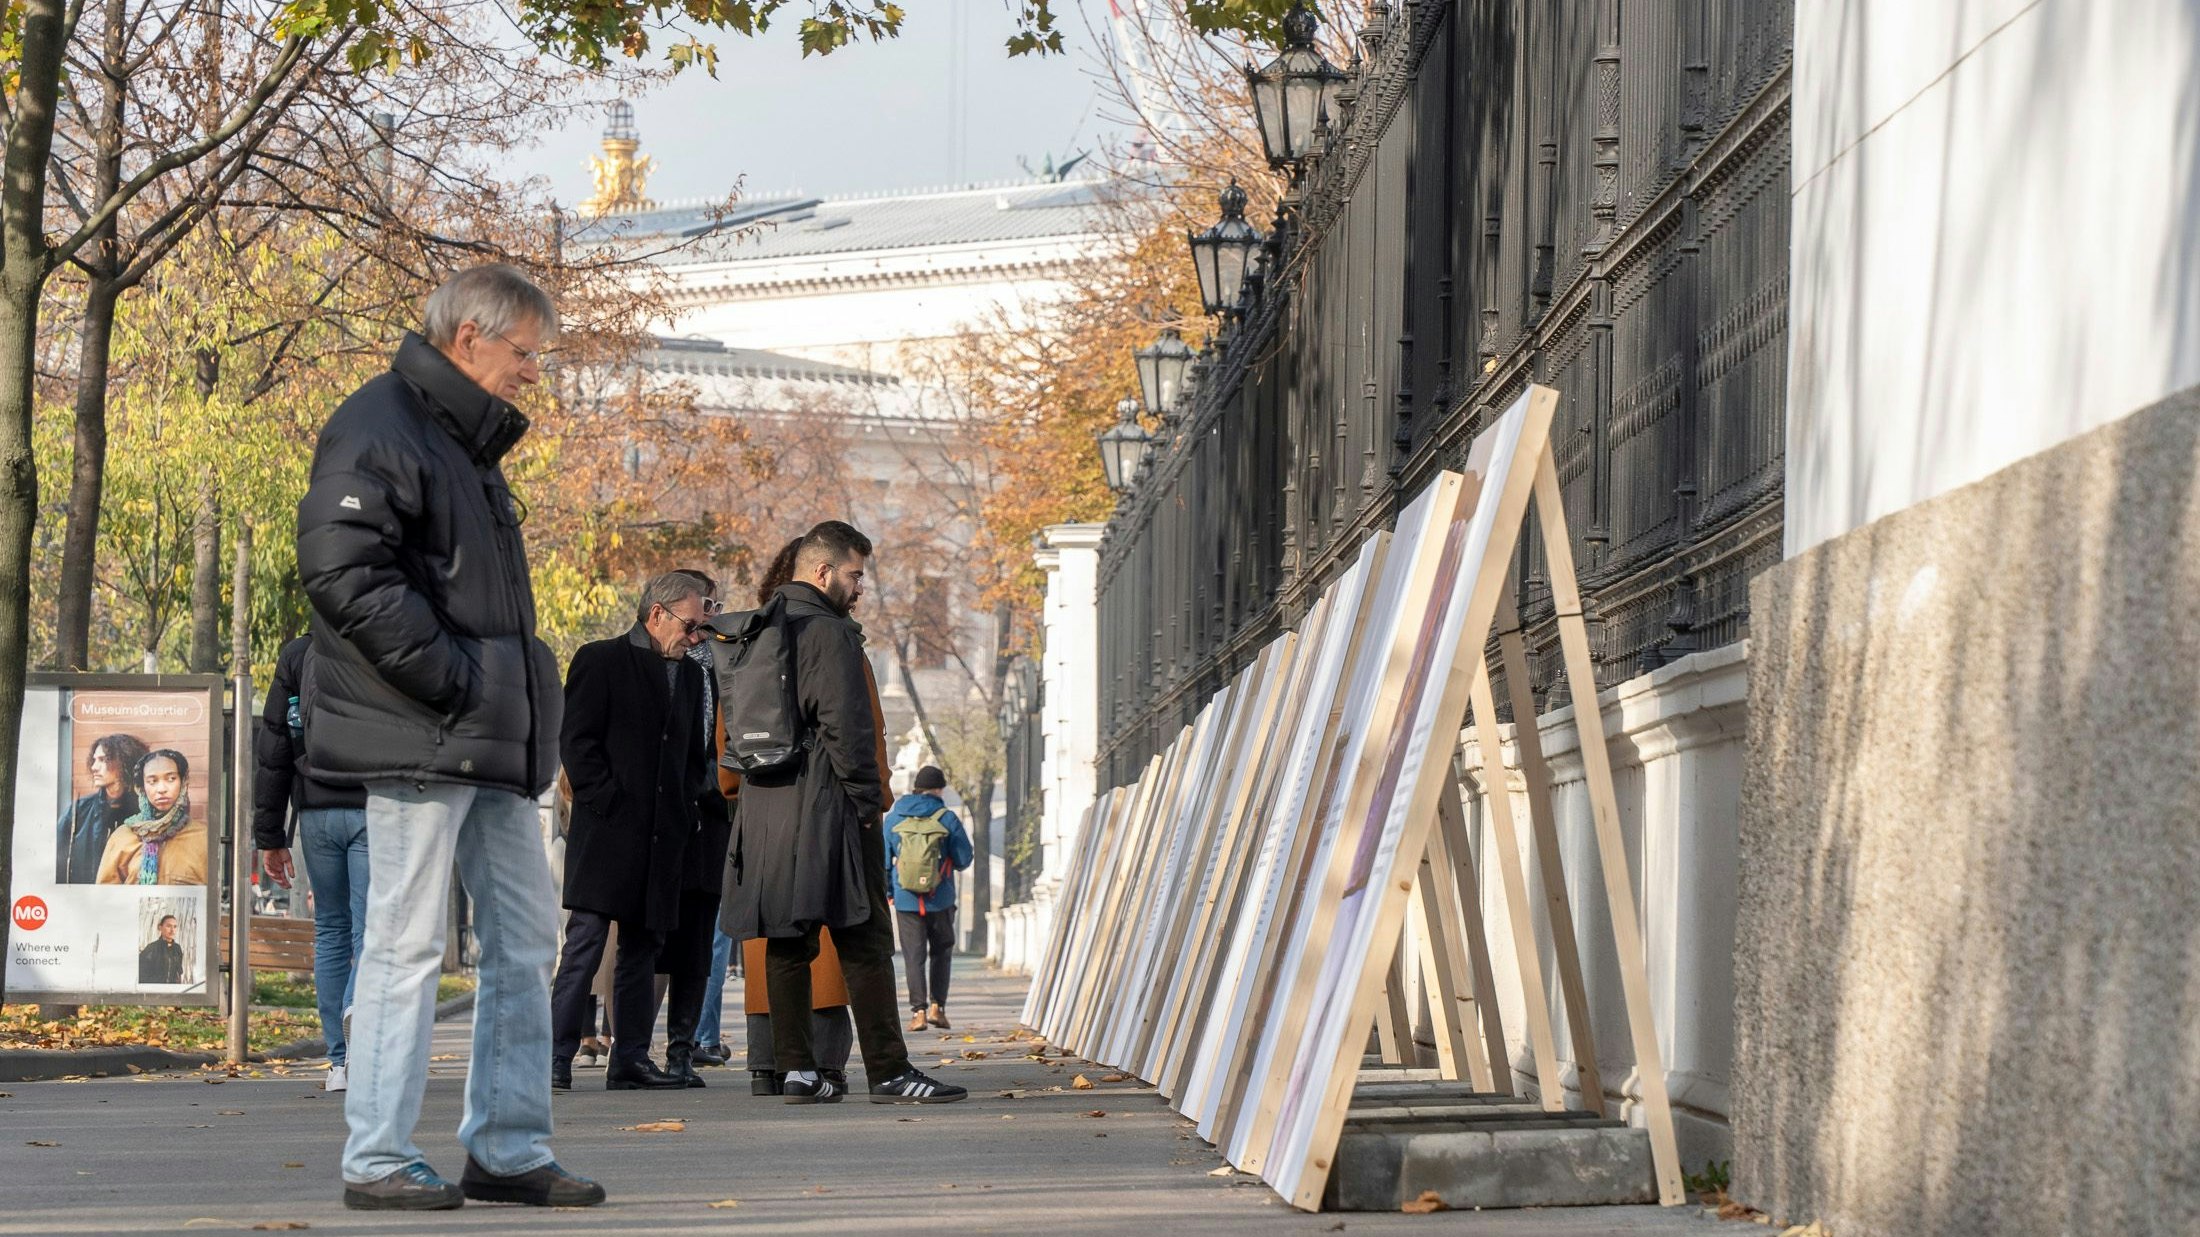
[[341, 781, 557, 1184], [298, 807, 369, 1065], [696, 927, 735, 1048]]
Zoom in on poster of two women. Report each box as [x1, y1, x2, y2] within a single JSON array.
[[9, 676, 223, 1003]]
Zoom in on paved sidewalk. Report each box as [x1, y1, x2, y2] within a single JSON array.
[[0, 958, 1728, 1235]]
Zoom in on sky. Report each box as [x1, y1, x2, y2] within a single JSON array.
[[519, 4, 1127, 206]]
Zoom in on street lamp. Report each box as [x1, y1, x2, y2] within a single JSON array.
[[1133, 328, 1195, 422], [1246, 0, 1348, 169], [1189, 180, 1264, 318], [1097, 397, 1156, 494]]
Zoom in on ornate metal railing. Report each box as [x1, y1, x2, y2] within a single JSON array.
[[1097, 0, 1793, 786]]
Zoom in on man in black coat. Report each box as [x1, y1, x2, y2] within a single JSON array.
[[295, 264, 600, 1211], [551, 573, 719, 1092], [139, 914, 184, 984], [719, 520, 965, 1105]]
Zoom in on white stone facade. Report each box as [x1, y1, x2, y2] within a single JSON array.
[[1785, 0, 2200, 554]]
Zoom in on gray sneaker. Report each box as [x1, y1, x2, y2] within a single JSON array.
[[343, 1161, 463, 1211]]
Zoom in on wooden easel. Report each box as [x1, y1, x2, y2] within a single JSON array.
[[1301, 413, 1683, 1208]]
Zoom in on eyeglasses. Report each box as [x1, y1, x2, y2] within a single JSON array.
[[483, 327, 557, 367]]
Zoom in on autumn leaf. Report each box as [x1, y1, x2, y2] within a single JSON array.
[[626, 1120, 686, 1133], [1099, 1073, 1127, 1083], [25, 1140, 59, 1148], [938, 1058, 958, 1068], [1083, 1110, 1107, 1118], [708, 1199, 740, 1209], [1207, 1166, 1234, 1177], [250, 1224, 312, 1232], [961, 1050, 989, 1059], [1400, 1190, 1447, 1215], [1071, 1074, 1094, 1089]]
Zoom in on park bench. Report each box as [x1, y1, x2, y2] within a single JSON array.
[[215, 914, 316, 976]]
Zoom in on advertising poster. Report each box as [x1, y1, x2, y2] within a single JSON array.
[[9, 675, 226, 1005]]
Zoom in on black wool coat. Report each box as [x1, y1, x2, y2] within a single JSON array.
[[719, 582, 886, 941], [559, 625, 718, 932]]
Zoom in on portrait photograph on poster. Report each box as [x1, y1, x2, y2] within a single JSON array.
[[134, 895, 203, 988], [10, 675, 226, 1005]]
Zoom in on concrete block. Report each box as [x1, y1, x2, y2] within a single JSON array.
[[1323, 1121, 1656, 1212]]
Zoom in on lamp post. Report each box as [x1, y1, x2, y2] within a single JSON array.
[[1097, 398, 1156, 494], [1246, 0, 1348, 170], [1189, 180, 1265, 318], [1133, 329, 1195, 423]]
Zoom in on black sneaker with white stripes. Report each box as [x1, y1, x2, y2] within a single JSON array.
[[868, 1069, 967, 1104], [782, 1073, 845, 1105]]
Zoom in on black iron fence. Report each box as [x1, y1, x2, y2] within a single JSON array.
[[1098, 0, 1792, 785]]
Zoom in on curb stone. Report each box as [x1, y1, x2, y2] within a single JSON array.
[[0, 990, 478, 1080]]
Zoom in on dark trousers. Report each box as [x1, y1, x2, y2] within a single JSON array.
[[658, 890, 720, 1055], [896, 908, 955, 1010], [763, 861, 908, 1081], [745, 1009, 854, 1073], [551, 909, 664, 1067]]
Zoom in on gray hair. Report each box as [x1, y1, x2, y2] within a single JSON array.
[[422, 264, 558, 348], [635, 572, 706, 624]]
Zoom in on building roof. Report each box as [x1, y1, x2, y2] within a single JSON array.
[[569, 178, 1128, 266], [644, 336, 895, 387]]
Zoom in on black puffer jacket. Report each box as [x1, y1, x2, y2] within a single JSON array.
[[295, 333, 562, 796], [251, 635, 365, 850]]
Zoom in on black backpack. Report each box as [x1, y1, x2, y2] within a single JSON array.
[[704, 595, 805, 774]]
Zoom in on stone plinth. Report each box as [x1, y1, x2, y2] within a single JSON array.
[[1736, 386, 2200, 1235]]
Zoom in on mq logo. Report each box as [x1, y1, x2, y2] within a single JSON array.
[[12, 895, 49, 931]]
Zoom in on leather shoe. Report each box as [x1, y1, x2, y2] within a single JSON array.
[[551, 1059, 572, 1092], [343, 1161, 464, 1211], [751, 1070, 783, 1096], [459, 1157, 605, 1207], [605, 1058, 689, 1090], [665, 1046, 707, 1089], [693, 1043, 730, 1067]]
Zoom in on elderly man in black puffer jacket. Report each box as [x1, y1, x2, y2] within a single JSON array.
[[296, 264, 601, 1213]]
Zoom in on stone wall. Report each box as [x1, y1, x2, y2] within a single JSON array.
[[1735, 387, 2200, 1234]]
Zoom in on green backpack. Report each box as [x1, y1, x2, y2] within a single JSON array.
[[892, 809, 952, 895]]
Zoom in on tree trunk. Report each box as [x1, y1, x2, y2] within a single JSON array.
[[967, 762, 995, 955], [49, 0, 130, 672], [0, 0, 70, 1006], [187, 480, 222, 673]]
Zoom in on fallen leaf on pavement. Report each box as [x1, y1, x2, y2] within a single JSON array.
[[181, 1221, 243, 1229], [282, 1162, 305, 1169], [25, 1140, 58, 1148], [1207, 1166, 1235, 1177], [218, 1109, 246, 1116], [962, 1035, 976, 1043], [251, 1223, 311, 1231], [961, 1050, 988, 1059], [937, 1058, 957, 1068], [1071, 1074, 1094, 1089], [428, 1054, 459, 1062], [1400, 1190, 1447, 1215], [1099, 1073, 1127, 1083], [0, 1091, 11, 1097], [1083, 1110, 1107, 1118], [708, 1200, 740, 1210], [1000, 1115, 1014, 1120], [896, 1117, 924, 1122], [996, 1090, 1022, 1099], [1779, 1226, 1829, 1237], [1328, 1223, 1348, 1232], [626, 1120, 686, 1133]]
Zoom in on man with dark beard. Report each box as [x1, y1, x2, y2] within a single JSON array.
[[719, 521, 964, 1105]]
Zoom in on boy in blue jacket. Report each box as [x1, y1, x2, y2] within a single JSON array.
[[883, 766, 975, 1030]]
